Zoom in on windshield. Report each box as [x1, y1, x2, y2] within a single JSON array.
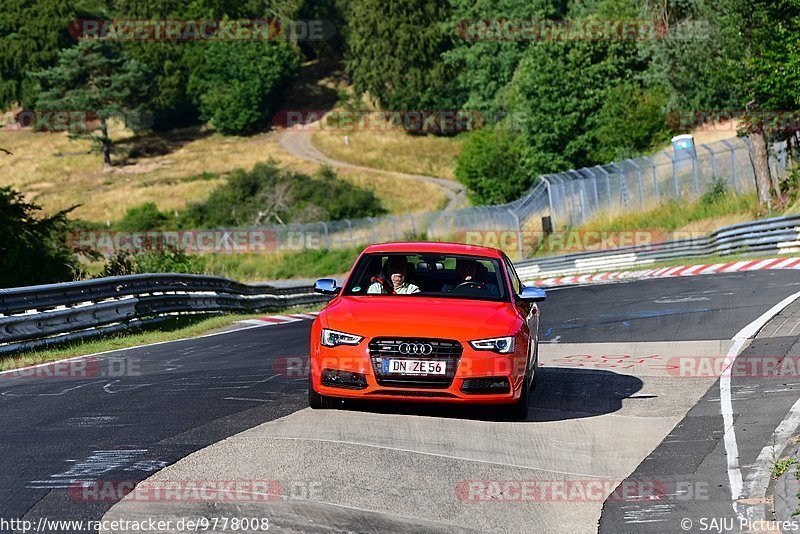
[[343, 253, 508, 301]]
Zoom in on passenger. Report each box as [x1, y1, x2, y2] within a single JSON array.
[[367, 256, 420, 294], [442, 258, 500, 296]]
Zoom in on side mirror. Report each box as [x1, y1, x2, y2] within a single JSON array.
[[519, 286, 546, 302], [314, 278, 340, 295]]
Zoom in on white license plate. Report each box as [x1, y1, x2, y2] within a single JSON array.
[[383, 359, 446, 375]]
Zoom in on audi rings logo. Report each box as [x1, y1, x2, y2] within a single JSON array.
[[398, 343, 434, 356]]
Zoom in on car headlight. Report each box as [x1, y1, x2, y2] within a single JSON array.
[[321, 328, 364, 347], [469, 336, 515, 354]]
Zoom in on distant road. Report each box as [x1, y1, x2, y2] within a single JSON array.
[[278, 124, 468, 211]]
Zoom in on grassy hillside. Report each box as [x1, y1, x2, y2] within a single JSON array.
[[0, 126, 447, 222], [311, 122, 462, 180]]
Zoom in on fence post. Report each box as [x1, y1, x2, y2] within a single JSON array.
[[609, 162, 627, 206], [720, 139, 738, 192], [368, 217, 378, 243], [595, 165, 611, 209], [408, 214, 416, 237], [507, 208, 524, 259], [346, 219, 354, 245], [666, 152, 680, 198], [582, 168, 600, 208], [642, 156, 658, 200], [320, 222, 331, 249], [701, 143, 717, 178], [691, 151, 700, 195], [567, 178, 578, 226], [626, 159, 644, 208], [541, 176, 557, 229], [557, 175, 569, 222]]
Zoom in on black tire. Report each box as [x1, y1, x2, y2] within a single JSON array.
[[505, 366, 531, 420], [529, 341, 539, 392], [308, 375, 335, 409]]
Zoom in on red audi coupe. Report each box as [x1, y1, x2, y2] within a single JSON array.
[[308, 242, 546, 419]]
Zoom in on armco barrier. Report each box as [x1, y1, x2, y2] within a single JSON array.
[[3, 214, 800, 356], [0, 274, 328, 356], [515, 214, 800, 282]]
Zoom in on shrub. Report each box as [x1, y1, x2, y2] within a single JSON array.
[[116, 202, 169, 231], [455, 128, 533, 204], [102, 248, 206, 277], [186, 40, 300, 134], [179, 161, 386, 228], [0, 187, 80, 288]]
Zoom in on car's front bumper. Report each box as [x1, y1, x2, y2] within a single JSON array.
[[310, 341, 528, 405]]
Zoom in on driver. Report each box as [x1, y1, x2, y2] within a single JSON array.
[[442, 258, 500, 296], [367, 255, 420, 294]]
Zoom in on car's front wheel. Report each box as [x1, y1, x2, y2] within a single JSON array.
[[503, 365, 531, 420], [308, 375, 336, 409]]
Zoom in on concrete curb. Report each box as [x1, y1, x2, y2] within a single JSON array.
[[527, 257, 800, 287], [773, 451, 800, 533]]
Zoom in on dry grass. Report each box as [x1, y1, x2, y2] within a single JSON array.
[[0, 125, 446, 221], [311, 121, 462, 180]]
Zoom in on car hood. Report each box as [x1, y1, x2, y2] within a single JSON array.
[[321, 296, 520, 340]]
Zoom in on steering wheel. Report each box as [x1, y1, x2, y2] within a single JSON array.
[[453, 281, 484, 291]]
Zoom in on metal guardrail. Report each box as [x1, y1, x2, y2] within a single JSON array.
[[4, 214, 800, 356], [0, 274, 329, 356], [515, 215, 800, 282]]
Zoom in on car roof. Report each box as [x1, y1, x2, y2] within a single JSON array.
[[361, 241, 504, 259]]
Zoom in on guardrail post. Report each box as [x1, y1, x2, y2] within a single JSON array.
[[720, 139, 738, 192]]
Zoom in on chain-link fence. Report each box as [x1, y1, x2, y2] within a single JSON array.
[[239, 136, 789, 260]]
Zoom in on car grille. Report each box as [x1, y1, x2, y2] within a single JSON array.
[[369, 337, 462, 389]]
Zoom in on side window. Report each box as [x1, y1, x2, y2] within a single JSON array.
[[503, 257, 521, 296]]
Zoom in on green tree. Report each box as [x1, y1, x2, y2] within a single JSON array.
[[0, 187, 80, 288], [506, 39, 643, 173], [34, 40, 153, 168], [0, 0, 84, 108], [344, 0, 456, 110], [443, 0, 567, 114], [186, 39, 300, 134], [590, 83, 672, 162], [731, 0, 800, 203]]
